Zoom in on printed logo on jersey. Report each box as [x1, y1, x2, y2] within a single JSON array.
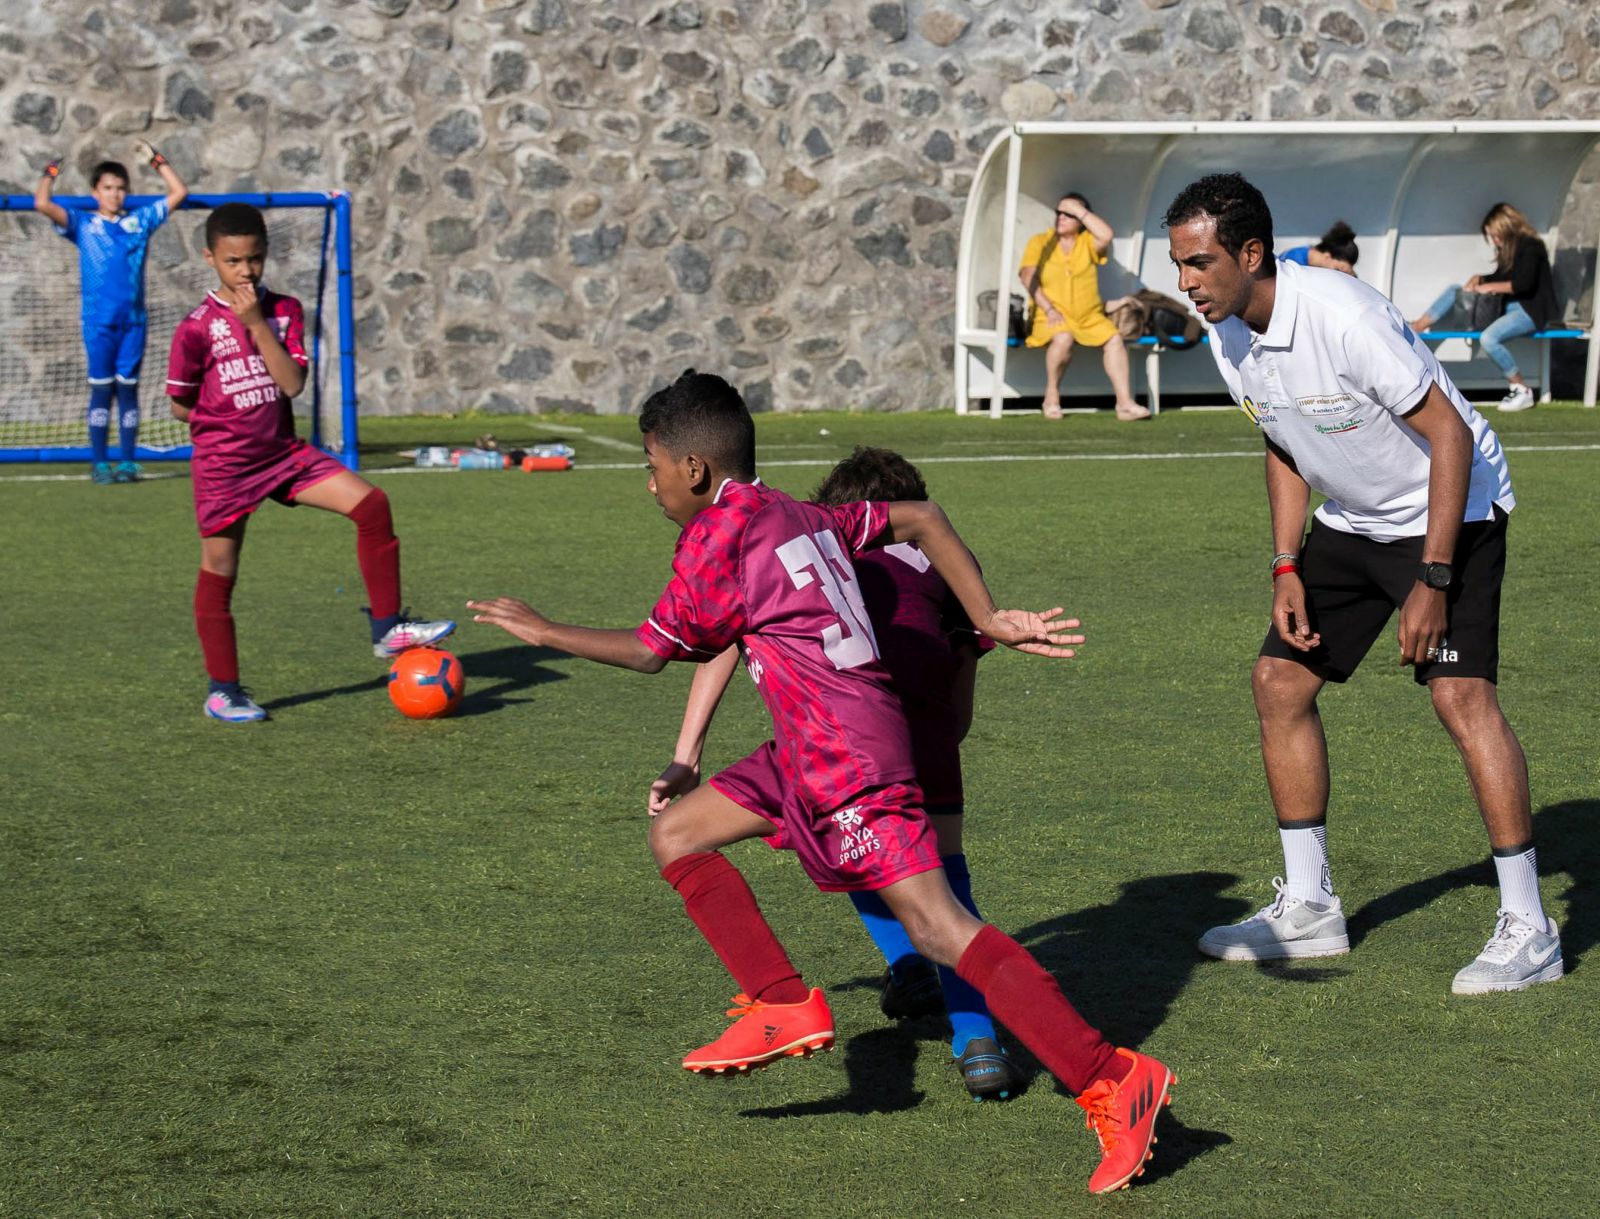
[[832, 805, 881, 866], [1295, 392, 1358, 417], [1314, 415, 1365, 435], [119, 215, 142, 234], [208, 316, 241, 359], [745, 652, 764, 687], [1240, 396, 1278, 428]]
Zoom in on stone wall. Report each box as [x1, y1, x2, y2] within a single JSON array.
[[3, 0, 1598, 414]]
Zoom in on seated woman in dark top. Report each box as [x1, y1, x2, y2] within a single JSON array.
[[1408, 202, 1559, 413]]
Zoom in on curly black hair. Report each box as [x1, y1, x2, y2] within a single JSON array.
[[1163, 172, 1275, 258], [205, 202, 268, 250], [637, 368, 756, 478], [1315, 220, 1359, 267], [812, 446, 928, 506]]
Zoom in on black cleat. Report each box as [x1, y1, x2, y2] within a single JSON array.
[[879, 959, 945, 1021], [957, 1037, 1025, 1101]]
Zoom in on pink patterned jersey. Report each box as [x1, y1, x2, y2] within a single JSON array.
[[637, 479, 917, 814], [165, 289, 308, 470], [856, 543, 995, 805]]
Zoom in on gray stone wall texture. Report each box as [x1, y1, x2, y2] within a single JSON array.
[[3, 0, 1598, 414]]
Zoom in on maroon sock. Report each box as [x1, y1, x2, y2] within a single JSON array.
[[348, 487, 401, 621], [194, 569, 239, 683], [661, 851, 808, 1005], [956, 924, 1121, 1094]]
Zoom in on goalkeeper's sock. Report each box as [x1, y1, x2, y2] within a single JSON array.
[[848, 888, 920, 972], [115, 381, 140, 462], [938, 853, 999, 1057], [88, 382, 113, 464], [349, 487, 402, 639], [194, 569, 239, 684]]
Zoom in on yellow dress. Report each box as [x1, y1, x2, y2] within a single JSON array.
[[1020, 229, 1119, 347]]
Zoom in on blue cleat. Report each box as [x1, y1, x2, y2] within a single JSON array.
[[113, 460, 142, 483], [204, 688, 268, 723], [90, 462, 114, 485]]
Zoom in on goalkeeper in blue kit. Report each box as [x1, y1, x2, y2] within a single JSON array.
[[33, 141, 188, 483]]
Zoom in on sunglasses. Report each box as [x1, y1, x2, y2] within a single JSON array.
[[1055, 209, 1081, 219]]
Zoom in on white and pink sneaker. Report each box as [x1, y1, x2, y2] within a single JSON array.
[[374, 618, 456, 659]]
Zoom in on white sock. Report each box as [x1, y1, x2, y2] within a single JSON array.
[[1493, 845, 1548, 930], [1280, 822, 1334, 905]]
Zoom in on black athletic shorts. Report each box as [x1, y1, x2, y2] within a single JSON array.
[[1259, 506, 1508, 685]]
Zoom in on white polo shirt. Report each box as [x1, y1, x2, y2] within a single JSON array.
[[1208, 259, 1514, 540]]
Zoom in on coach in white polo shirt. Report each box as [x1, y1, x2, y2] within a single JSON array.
[[1164, 172, 1561, 995]]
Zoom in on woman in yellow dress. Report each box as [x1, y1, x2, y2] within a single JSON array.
[[1018, 193, 1150, 421]]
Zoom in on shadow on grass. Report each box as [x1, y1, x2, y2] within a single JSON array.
[[1347, 798, 1600, 973], [740, 1025, 932, 1119], [258, 644, 568, 714]]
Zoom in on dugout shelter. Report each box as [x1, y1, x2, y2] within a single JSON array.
[[955, 120, 1600, 416]]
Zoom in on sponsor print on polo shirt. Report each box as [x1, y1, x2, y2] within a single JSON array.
[[1314, 415, 1365, 435], [1295, 392, 1359, 417], [1240, 396, 1280, 428]]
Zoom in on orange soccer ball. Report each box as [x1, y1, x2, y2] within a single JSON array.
[[387, 647, 466, 719]]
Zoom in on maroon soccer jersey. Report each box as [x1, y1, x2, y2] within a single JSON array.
[[856, 543, 995, 806], [166, 289, 308, 465], [637, 479, 918, 814]]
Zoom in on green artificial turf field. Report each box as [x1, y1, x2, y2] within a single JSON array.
[[3, 405, 1597, 1218]]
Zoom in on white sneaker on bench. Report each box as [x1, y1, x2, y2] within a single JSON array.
[[1497, 385, 1535, 412]]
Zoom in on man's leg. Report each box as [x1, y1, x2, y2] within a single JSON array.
[[1100, 333, 1150, 420], [1198, 656, 1349, 960], [1042, 331, 1074, 419]]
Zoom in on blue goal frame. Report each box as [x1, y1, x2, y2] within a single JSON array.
[[0, 190, 361, 469]]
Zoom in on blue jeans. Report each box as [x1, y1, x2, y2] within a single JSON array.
[[1420, 287, 1535, 379]]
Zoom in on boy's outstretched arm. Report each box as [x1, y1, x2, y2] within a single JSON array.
[[885, 501, 1085, 657], [136, 140, 189, 213], [468, 597, 668, 673], [649, 645, 740, 816], [32, 159, 68, 228]]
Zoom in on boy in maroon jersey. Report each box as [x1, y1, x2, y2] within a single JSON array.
[[649, 446, 1024, 1102], [469, 371, 1175, 1195], [166, 203, 452, 723]]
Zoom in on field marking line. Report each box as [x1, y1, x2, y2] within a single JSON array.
[[2, 443, 1597, 483]]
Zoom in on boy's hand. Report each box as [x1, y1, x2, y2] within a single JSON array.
[[648, 762, 700, 817], [467, 597, 550, 647], [40, 157, 62, 179], [981, 608, 1085, 658], [133, 139, 161, 166], [228, 282, 265, 326]]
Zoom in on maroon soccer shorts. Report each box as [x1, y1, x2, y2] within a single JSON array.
[[711, 742, 942, 892], [194, 439, 348, 537]]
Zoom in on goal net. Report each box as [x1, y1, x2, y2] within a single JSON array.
[[0, 192, 357, 465]]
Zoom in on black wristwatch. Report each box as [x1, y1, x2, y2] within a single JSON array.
[[1418, 561, 1454, 590]]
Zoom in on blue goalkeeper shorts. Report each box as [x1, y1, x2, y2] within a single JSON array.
[[84, 319, 147, 385]]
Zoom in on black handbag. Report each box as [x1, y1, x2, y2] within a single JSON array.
[[1464, 290, 1504, 330]]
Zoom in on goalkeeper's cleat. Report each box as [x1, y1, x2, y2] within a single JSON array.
[[90, 462, 114, 485], [374, 617, 456, 658], [1076, 1048, 1176, 1195], [956, 1036, 1025, 1101], [204, 687, 268, 723], [1198, 877, 1349, 961], [682, 988, 834, 1075], [113, 461, 142, 483], [880, 957, 945, 1021]]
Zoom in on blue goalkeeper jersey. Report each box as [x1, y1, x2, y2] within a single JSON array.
[[55, 199, 171, 326]]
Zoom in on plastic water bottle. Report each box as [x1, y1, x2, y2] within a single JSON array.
[[413, 446, 453, 468], [454, 448, 506, 470]]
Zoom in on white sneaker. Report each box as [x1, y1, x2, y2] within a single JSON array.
[[374, 618, 456, 658], [204, 687, 268, 723], [1198, 877, 1350, 961], [1497, 385, 1535, 412], [1451, 910, 1563, 995]]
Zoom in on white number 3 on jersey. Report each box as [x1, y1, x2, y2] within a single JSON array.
[[776, 530, 880, 670]]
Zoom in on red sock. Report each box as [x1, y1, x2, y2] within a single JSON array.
[[661, 852, 808, 1005], [956, 924, 1121, 1094], [194, 569, 239, 683], [348, 487, 401, 621]]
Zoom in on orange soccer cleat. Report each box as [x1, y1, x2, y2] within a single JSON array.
[[1075, 1048, 1177, 1195], [682, 988, 835, 1076]]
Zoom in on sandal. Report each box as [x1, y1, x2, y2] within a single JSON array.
[[1115, 402, 1152, 421], [1041, 400, 1064, 420]]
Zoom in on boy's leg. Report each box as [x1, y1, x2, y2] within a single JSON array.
[[113, 325, 145, 470], [652, 782, 835, 1073], [292, 471, 450, 652], [196, 521, 265, 722], [83, 324, 116, 475]]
